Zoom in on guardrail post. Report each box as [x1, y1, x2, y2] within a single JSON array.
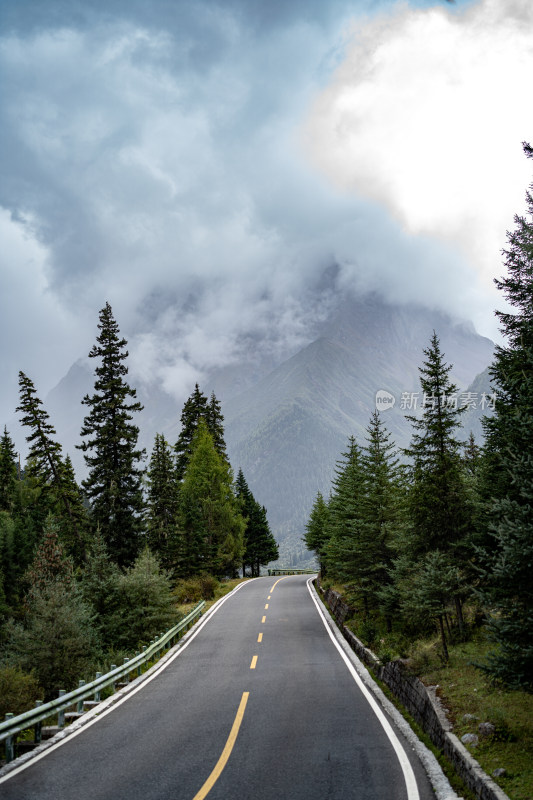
[[4, 713, 14, 763], [58, 690, 66, 727], [77, 681, 86, 713], [110, 666, 117, 692], [94, 672, 102, 702], [34, 700, 43, 743], [123, 657, 129, 683]]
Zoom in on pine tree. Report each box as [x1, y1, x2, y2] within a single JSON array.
[[174, 385, 227, 480], [174, 384, 209, 481], [0, 427, 18, 513], [235, 470, 277, 576], [79, 528, 121, 644], [325, 437, 367, 600], [105, 548, 177, 650], [404, 333, 471, 558], [403, 333, 472, 630], [146, 434, 180, 570], [303, 491, 330, 576], [178, 420, 244, 577], [24, 515, 74, 603], [206, 392, 227, 462], [477, 142, 533, 690], [79, 302, 145, 566], [359, 412, 403, 621], [17, 372, 63, 487], [17, 373, 88, 561]]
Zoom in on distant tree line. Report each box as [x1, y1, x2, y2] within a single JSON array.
[[305, 143, 533, 693], [0, 301, 277, 704]]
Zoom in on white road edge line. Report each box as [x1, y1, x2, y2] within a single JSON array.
[[306, 578, 421, 800], [0, 579, 254, 785], [307, 578, 461, 800]]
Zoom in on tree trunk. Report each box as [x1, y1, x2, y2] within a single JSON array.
[[454, 595, 465, 633], [438, 615, 449, 662]]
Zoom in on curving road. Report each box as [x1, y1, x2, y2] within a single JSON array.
[[0, 575, 438, 800]]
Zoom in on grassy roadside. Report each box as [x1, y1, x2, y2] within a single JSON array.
[[324, 584, 533, 800], [419, 638, 533, 800], [174, 575, 250, 616]]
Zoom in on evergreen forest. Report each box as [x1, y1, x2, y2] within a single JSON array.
[[0, 302, 277, 707]]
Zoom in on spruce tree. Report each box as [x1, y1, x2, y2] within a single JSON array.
[[8, 519, 98, 699], [79, 302, 145, 566], [404, 333, 471, 558], [359, 412, 403, 620], [235, 469, 277, 576], [303, 491, 330, 576], [146, 433, 180, 570], [174, 384, 227, 480], [178, 420, 244, 577], [325, 437, 367, 599], [477, 142, 533, 690], [174, 384, 209, 481], [17, 373, 85, 560], [403, 333, 472, 630], [0, 427, 18, 513]]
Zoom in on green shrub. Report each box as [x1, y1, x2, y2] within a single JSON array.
[[174, 574, 218, 603], [0, 666, 42, 718]]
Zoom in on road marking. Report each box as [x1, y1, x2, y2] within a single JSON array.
[[250, 655, 258, 669], [264, 603, 269, 609], [261, 616, 266, 623], [192, 692, 249, 800], [306, 579, 420, 800], [267, 595, 271, 600], [269, 577, 288, 593], [257, 633, 263, 643]]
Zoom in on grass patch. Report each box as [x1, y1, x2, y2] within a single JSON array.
[[419, 635, 533, 800]]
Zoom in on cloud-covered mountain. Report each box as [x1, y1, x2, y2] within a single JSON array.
[[42, 293, 494, 566]]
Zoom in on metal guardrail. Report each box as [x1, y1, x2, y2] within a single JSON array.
[[0, 600, 206, 762], [267, 568, 317, 576]]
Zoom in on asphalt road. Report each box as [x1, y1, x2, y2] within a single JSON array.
[[0, 575, 438, 800]]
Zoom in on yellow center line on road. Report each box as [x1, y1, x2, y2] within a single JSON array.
[[192, 691, 249, 800], [264, 603, 269, 609], [269, 576, 289, 593], [267, 595, 271, 600], [261, 616, 266, 623], [250, 655, 258, 669], [257, 633, 263, 643]]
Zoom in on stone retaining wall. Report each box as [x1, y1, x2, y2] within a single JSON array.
[[319, 585, 510, 800]]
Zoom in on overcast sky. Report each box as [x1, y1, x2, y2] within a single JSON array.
[[1, 0, 532, 426]]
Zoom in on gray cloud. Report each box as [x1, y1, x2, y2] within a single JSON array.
[[0, 0, 504, 429]]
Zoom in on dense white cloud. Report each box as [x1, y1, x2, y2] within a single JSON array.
[[303, 0, 533, 284]]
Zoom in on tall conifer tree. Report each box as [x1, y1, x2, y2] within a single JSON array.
[[303, 491, 330, 576], [0, 427, 18, 513], [178, 420, 244, 577], [174, 384, 227, 480], [326, 437, 367, 593], [235, 469, 277, 576], [17, 373, 86, 560], [78, 302, 145, 566], [404, 333, 471, 559], [402, 333, 472, 631], [146, 433, 180, 570]]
